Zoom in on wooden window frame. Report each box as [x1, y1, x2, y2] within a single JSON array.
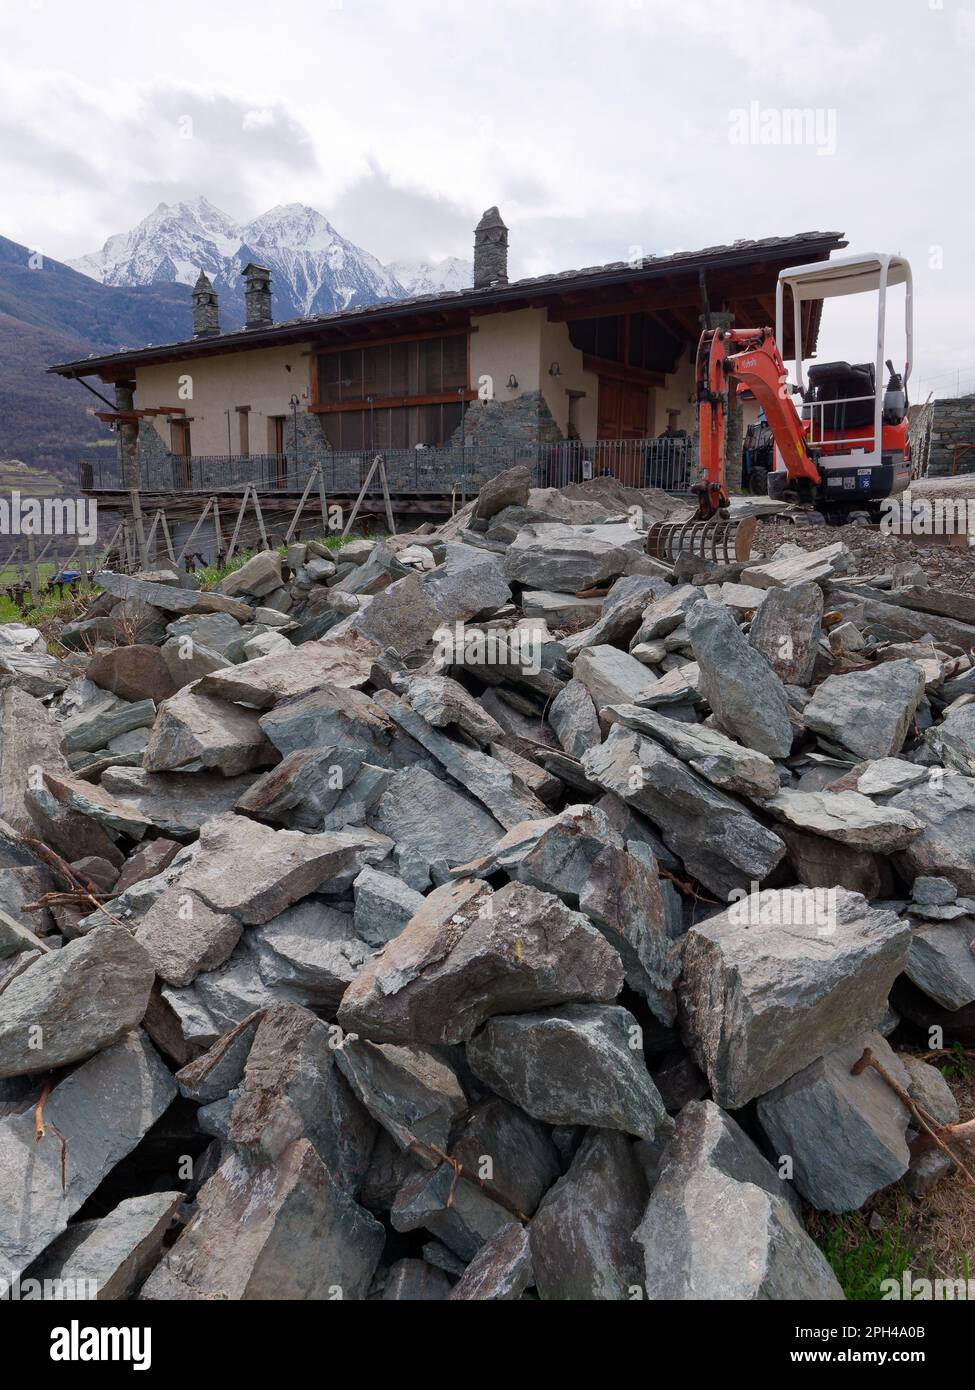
[[310, 331, 474, 415]]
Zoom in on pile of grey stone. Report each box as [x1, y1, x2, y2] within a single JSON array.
[[1, 468, 972, 1302]]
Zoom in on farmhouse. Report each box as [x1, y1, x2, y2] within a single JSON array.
[[50, 212, 845, 515]]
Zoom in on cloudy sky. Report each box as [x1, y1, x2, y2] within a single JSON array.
[[1, 0, 971, 395]]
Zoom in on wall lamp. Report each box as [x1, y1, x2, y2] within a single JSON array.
[[507, 374, 519, 390], [548, 362, 562, 377]]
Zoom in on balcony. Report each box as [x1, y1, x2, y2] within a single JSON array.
[[79, 438, 696, 498]]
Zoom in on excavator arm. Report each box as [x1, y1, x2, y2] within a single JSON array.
[[694, 326, 820, 519]]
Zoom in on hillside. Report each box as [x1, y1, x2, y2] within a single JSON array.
[[0, 235, 191, 481]]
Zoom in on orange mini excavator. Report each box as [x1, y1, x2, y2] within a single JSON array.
[[647, 252, 913, 565]]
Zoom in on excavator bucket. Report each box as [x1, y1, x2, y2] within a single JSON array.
[[645, 515, 757, 568]]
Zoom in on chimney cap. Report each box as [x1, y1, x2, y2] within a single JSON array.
[[476, 207, 508, 232], [241, 261, 271, 277], [192, 270, 215, 293]]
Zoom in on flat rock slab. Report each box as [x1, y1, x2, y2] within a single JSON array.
[[197, 632, 379, 709], [687, 600, 793, 759], [889, 772, 975, 894], [572, 644, 657, 711], [86, 644, 177, 704], [803, 660, 927, 761], [763, 787, 922, 852], [26, 1190, 184, 1300], [0, 925, 155, 1077], [145, 687, 276, 777], [583, 724, 786, 900], [548, 678, 601, 759], [63, 697, 158, 755], [338, 878, 624, 1045], [0, 688, 70, 835], [135, 887, 242, 988], [0, 1032, 176, 1280], [741, 541, 852, 590], [926, 703, 975, 777], [634, 1101, 845, 1300], [353, 868, 424, 948], [335, 1039, 467, 1156], [141, 1138, 384, 1300], [96, 571, 251, 619], [529, 1130, 648, 1300], [756, 1032, 911, 1213], [448, 1223, 533, 1301], [41, 770, 153, 842], [100, 766, 260, 840], [252, 900, 370, 1011], [747, 582, 824, 686], [904, 919, 975, 1010], [504, 522, 643, 591], [180, 814, 392, 926], [423, 543, 511, 623], [681, 889, 910, 1108], [467, 1003, 672, 1141], [606, 703, 780, 799]]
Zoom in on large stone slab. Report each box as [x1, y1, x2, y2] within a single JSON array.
[[529, 1130, 648, 1301], [548, 678, 601, 758], [448, 1223, 533, 1301], [904, 918, 975, 1010], [338, 878, 624, 1045], [0, 688, 69, 835], [687, 600, 793, 759], [756, 1032, 911, 1213], [196, 631, 379, 709], [572, 644, 656, 710], [134, 888, 242, 988], [26, 1190, 184, 1300], [0, 925, 155, 1077], [41, 770, 153, 841], [96, 570, 251, 618], [369, 766, 505, 879], [335, 1038, 467, 1157], [762, 787, 922, 852], [803, 660, 927, 760], [681, 889, 911, 1107], [605, 703, 780, 799], [633, 1101, 845, 1300], [141, 1138, 384, 1300], [86, 644, 177, 704], [217, 550, 283, 598], [252, 900, 370, 1010], [100, 766, 261, 839], [144, 687, 276, 776], [424, 543, 511, 623], [583, 724, 786, 899], [504, 522, 643, 591], [889, 771, 975, 893], [178, 814, 392, 926], [63, 695, 158, 755], [467, 1004, 672, 1140], [741, 541, 852, 590], [0, 1032, 177, 1280], [747, 581, 824, 685], [926, 703, 975, 776], [350, 573, 444, 655]]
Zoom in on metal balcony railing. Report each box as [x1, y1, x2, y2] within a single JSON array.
[[79, 438, 697, 497]]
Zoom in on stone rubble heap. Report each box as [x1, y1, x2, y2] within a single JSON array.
[[1, 469, 973, 1301]]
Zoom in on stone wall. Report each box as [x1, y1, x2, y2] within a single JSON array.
[[927, 395, 975, 477], [454, 392, 564, 451]]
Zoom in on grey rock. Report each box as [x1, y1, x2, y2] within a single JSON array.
[[606, 703, 780, 799], [890, 771, 975, 893], [573, 644, 656, 710], [252, 899, 370, 1009], [424, 543, 511, 623], [522, 590, 603, 626], [449, 1097, 561, 1218], [756, 1033, 911, 1212], [0, 1032, 176, 1280], [0, 925, 154, 1077], [40, 770, 152, 841], [404, 673, 503, 744], [681, 889, 911, 1107], [99, 766, 260, 839], [504, 522, 643, 591], [96, 570, 251, 618], [904, 919, 975, 1010], [926, 702, 975, 776], [338, 878, 624, 1045], [902, 1054, 959, 1126], [530, 1129, 648, 1301], [448, 1223, 533, 1301], [548, 678, 601, 758], [381, 1258, 452, 1301], [134, 888, 242, 988], [144, 687, 276, 776], [141, 1138, 384, 1301], [179, 814, 391, 926], [468, 1004, 672, 1141], [26, 1191, 184, 1300], [62, 696, 157, 755], [350, 573, 444, 655], [747, 582, 825, 685], [161, 637, 229, 688], [391, 1161, 516, 1261], [741, 541, 852, 590], [217, 550, 282, 598], [912, 875, 958, 906], [369, 766, 504, 875], [335, 1038, 466, 1157], [197, 631, 379, 709], [235, 745, 389, 832], [853, 758, 930, 798], [583, 724, 786, 899], [687, 601, 793, 759], [804, 660, 927, 760], [260, 683, 393, 761], [353, 868, 424, 948], [634, 1101, 845, 1300], [0, 689, 69, 835], [631, 583, 701, 643], [762, 788, 922, 852], [472, 464, 531, 521]]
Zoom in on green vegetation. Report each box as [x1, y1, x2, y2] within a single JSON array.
[[816, 1209, 921, 1300], [195, 533, 356, 591]]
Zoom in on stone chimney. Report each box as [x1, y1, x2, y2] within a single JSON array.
[[242, 262, 273, 329], [474, 207, 509, 289], [191, 270, 220, 338]]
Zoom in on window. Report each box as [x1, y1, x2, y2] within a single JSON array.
[[323, 401, 464, 451], [316, 334, 469, 406], [236, 407, 250, 457], [170, 420, 191, 456]]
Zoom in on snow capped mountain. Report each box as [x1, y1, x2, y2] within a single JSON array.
[[68, 199, 472, 329], [386, 256, 473, 298]]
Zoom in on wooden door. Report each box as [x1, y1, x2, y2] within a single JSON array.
[[597, 378, 650, 486]]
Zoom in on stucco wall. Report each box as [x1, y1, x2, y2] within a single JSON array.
[[135, 343, 314, 456]]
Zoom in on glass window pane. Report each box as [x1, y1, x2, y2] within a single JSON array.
[[318, 352, 342, 404], [442, 335, 467, 391], [418, 339, 442, 394], [340, 350, 362, 401]]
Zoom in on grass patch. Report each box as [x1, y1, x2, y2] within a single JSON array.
[[196, 534, 359, 591], [815, 1208, 920, 1300]]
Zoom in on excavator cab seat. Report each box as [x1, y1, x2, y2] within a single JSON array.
[[805, 361, 876, 431]]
